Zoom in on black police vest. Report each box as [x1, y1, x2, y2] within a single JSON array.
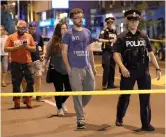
[[122, 35, 149, 69], [101, 29, 116, 51]]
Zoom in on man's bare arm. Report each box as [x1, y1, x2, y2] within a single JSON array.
[[89, 44, 96, 69], [149, 51, 160, 69], [62, 44, 71, 73]]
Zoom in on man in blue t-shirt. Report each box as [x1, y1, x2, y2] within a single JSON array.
[[62, 8, 96, 129]]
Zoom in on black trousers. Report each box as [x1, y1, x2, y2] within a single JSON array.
[[51, 69, 71, 109], [11, 62, 34, 99], [116, 68, 151, 127], [102, 50, 115, 86]]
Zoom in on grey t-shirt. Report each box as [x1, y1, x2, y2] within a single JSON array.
[[45, 38, 67, 75], [62, 28, 93, 68]]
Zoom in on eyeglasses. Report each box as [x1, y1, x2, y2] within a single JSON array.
[[73, 16, 83, 20]]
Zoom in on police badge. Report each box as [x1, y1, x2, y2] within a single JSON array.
[[133, 12, 136, 17]]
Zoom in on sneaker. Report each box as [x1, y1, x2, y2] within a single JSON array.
[[36, 96, 43, 101], [57, 109, 64, 116], [115, 119, 123, 126], [1, 82, 7, 87], [102, 85, 107, 90], [107, 84, 119, 89], [141, 124, 155, 131], [77, 121, 86, 129], [62, 103, 68, 113]]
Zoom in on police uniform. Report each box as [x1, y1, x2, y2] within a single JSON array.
[[99, 17, 117, 89], [113, 10, 155, 131]]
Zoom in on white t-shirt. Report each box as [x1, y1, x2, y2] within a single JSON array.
[[0, 35, 8, 56]]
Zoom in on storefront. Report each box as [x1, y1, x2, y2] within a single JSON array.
[[38, 18, 86, 38]]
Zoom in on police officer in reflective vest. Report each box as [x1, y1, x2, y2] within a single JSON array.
[[99, 17, 118, 90], [113, 10, 161, 131]]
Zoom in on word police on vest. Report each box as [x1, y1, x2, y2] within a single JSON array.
[[126, 40, 146, 47]]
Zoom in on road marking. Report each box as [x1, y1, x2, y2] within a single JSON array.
[[43, 99, 56, 107]]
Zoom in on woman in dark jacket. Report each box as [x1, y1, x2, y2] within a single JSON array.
[[43, 22, 71, 116]]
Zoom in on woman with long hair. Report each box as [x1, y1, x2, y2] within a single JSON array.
[[43, 22, 71, 116]]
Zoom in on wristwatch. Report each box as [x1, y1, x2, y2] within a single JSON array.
[[156, 68, 161, 72]]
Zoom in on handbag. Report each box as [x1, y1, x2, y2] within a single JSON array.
[[46, 63, 54, 83], [46, 39, 54, 83]]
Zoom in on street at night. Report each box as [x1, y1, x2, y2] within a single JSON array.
[[1, 56, 165, 137]]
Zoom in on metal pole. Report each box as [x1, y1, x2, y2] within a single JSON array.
[[17, 0, 20, 20]]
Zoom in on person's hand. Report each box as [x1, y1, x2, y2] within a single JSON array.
[[120, 66, 130, 78], [42, 64, 46, 73], [92, 67, 97, 76], [156, 69, 161, 80], [67, 66, 72, 76], [8, 57, 12, 63]]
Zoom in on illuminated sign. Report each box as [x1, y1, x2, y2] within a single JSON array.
[[69, 18, 86, 26], [39, 19, 56, 27], [52, 0, 69, 9]]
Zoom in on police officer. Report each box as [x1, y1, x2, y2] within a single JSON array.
[[99, 17, 118, 90], [113, 10, 161, 131]]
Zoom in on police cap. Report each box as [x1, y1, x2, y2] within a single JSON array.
[[105, 17, 115, 23], [124, 10, 141, 21]]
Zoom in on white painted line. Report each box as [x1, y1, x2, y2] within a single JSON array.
[[43, 99, 56, 107]]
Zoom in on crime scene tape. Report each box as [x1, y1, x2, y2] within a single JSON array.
[[150, 39, 166, 43], [0, 89, 165, 97]]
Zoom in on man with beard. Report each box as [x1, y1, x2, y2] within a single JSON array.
[[4, 20, 36, 109], [62, 8, 96, 129]]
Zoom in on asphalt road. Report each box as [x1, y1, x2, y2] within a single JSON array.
[[1, 56, 165, 137]]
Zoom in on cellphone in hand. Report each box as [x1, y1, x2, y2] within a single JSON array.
[[23, 40, 28, 45]]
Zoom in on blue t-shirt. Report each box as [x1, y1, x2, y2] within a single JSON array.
[[62, 28, 93, 68], [31, 33, 44, 61]]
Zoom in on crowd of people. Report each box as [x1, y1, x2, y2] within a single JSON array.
[[1, 8, 161, 131]]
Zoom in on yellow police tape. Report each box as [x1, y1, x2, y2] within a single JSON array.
[[150, 39, 166, 43], [0, 89, 165, 97]]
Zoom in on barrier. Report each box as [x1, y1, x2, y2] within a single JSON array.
[[0, 89, 165, 97], [150, 39, 166, 43]]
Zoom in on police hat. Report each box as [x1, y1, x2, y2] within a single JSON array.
[[105, 17, 115, 22], [124, 10, 141, 17]]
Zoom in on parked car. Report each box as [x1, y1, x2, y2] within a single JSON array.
[[92, 41, 102, 55]]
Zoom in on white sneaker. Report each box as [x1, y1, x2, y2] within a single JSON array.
[[62, 103, 68, 113], [57, 109, 64, 116]]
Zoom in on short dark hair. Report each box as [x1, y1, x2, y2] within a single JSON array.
[[69, 8, 83, 19]]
